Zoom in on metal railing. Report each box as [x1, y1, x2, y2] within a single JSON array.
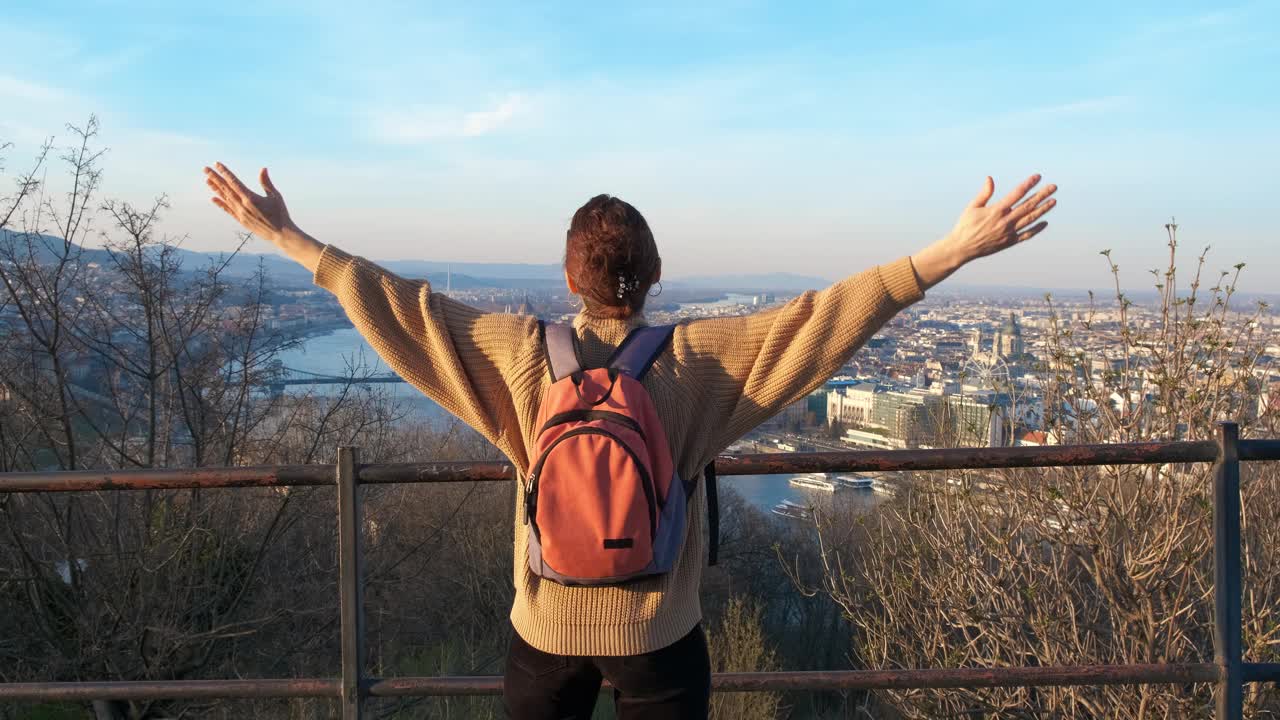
[[2, 421, 1278, 718]]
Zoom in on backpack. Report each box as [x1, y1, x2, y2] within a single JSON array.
[[524, 323, 719, 586]]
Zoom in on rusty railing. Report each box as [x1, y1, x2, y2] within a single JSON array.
[[2, 421, 1278, 718]]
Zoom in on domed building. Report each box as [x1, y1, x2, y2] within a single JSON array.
[[998, 311, 1024, 358]]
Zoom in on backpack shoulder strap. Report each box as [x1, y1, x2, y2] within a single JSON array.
[[542, 322, 582, 382], [607, 324, 675, 381], [705, 462, 720, 567]]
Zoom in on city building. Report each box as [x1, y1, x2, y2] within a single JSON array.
[[939, 393, 1012, 447], [999, 311, 1025, 357], [827, 382, 879, 426]]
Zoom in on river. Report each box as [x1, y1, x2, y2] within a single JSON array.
[[278, 327, 882, 517], [720, 474, 882, 517], [274, 326, 451, 425]]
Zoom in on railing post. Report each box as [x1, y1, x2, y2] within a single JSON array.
[[337, 447, 365, 719], [1214, 422, 1242, 720]]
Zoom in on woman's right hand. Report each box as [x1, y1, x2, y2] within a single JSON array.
[[204, 162, 324, 272], [204, 163, 294, 244], [911, 174, 1057, 290]]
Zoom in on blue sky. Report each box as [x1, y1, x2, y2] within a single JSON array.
[[1, 0, 1276, 291]]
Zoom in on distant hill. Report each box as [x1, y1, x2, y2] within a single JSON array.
[[0, 232, 832, 291], [379, 259, 563, 281], [0, 229, 316, 281], [8, 232, 1274, 303], [666, 272, 832, 292], [414, 272, 561, 290], [384, 261, 833, 292]]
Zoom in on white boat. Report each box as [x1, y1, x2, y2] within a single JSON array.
[[871, 478, 898, 497], [771, 500, 813, 520], [789, 474, 840, 492], [833, 474, 874, 490]]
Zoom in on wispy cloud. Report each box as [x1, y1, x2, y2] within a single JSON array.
[[366, 93, 531, 144], [0, 74, 66, 103], [1087, 4, 1271, 72], [79, 46, 147, 79], [461, 94, 528, 136], [920, 96, 1136, 141], [0, 74, 81, 145], [1010, 96, 1136, 123], [1041, 97, 1132, 115], [1138, 7, 1247, 37], [125, 129, 213, 148]]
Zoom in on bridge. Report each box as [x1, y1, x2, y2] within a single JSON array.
[[0, 422, 1276, 718], [262, 366, 407, 395]]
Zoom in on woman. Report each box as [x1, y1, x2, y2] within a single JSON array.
[[203, 163, 1056, 719]]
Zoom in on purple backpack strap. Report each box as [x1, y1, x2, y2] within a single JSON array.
[[543, 323, 582, 382], [607, 325, 675, 381]]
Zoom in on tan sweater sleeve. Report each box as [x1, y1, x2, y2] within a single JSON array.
[[312, 245, 541, 452], [676, 256, 925, 450]]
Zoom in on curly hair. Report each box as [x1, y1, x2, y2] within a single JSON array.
[[564, 194, 660, 319]]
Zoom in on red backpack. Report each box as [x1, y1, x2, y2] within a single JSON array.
[[524, 324, 718, 585]]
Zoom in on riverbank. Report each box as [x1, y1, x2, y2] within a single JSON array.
[[284, 318, 355, 345]]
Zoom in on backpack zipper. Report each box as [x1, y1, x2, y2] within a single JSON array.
[[536, 409, 646, 440], [525, 427, 657, 543]]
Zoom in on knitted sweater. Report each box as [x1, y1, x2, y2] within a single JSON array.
[[313, 245, 925, 656]]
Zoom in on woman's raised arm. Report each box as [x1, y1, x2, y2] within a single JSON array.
[[680, 173, 1057, 450], [202, 163, 542, 461]]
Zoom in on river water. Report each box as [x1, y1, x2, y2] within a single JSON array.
[[275, 327, 450, 425], [277, 327, 881, 517]]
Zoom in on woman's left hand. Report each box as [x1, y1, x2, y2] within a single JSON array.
[[911, 173, 1058, 291], [945, 174, 1057, 262]]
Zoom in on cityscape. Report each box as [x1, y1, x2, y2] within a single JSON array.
[[258, 264, 1280, 457]]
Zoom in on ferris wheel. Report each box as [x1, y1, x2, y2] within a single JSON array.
[[958, 351, 1027, 446], [961, 351, 1011, 392]]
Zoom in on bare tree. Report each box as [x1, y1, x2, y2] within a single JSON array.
[[0, 118, 103, 471], [0, 121, 442, 720], [708, 595, 783, 720], [794, 224, 1279, 718]]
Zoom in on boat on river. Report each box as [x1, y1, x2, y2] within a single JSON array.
[[770, 499, 813, 520], [871, 477, 899, 496], [833, 474, 874, 490], [789, 474, 840, 492]]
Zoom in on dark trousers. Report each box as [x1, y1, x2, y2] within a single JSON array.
[[503, 624, 711, 720]]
